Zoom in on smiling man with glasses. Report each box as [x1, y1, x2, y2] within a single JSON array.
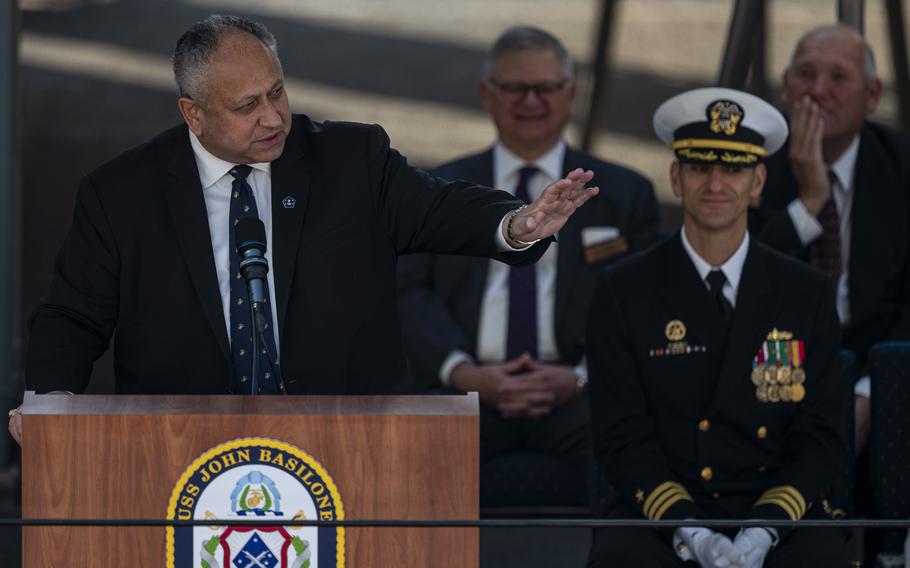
[[398, 26, 658, 502]]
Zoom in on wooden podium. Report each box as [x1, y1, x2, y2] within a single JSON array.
[[20, 391, 479, 567]]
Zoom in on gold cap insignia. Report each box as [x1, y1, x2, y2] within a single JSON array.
[[665, 320, 686, 342], [708, 99, 744, 136]]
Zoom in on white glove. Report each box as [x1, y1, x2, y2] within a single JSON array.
[[731, 527, 775, 568], [674, 526, 741, 568]]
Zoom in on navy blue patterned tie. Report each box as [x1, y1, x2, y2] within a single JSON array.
[[228, 166, 279, 394], [506, 165, 540, 361]]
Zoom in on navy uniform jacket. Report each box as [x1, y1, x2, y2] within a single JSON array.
[[397, 146, 658, 386], [26, 116, 545, 395], [587, 235, 846, 526], [750, 121, 910, 367]]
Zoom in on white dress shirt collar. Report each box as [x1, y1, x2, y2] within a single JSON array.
[[188, 131, 271, 188], [493, 140, 566, 189], [680, 227, 750, 304], [829, 135, 860, 193]]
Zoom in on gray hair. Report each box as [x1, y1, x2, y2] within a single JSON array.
[[172, 14, 279, 102], [482, 26, 575, 82]]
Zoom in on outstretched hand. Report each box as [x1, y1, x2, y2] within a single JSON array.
[[504, 168, 598, 246]]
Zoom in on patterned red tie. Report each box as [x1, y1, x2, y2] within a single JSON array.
[[506, 166, 540, 361], [808, 171, 842, 285]]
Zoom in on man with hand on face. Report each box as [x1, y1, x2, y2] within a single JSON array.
[[397, 26, 658, 487], [587, 88, 848, 567], [9, 15, 599, 443], [750, 25, 910, 456]]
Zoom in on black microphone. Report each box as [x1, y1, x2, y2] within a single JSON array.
[[233, 217, 286, 394], [234, 217, 269, 306]]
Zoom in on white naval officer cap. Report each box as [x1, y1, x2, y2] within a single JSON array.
[[653, 87, 788, 167]]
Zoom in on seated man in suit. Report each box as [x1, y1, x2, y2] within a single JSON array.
[[397, 26, 658, 490], [587, 88, 848, 567], [8, 16, 600, 443], [749, 25, 910, 455]]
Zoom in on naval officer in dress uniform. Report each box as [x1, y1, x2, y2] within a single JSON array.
[[586, 88, 849, 567]]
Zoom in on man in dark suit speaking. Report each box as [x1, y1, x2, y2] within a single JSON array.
[[397, 26, 658, 485], [9, 15, 598, 442]]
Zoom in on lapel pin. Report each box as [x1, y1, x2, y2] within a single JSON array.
[[282, 196, 296, 209]]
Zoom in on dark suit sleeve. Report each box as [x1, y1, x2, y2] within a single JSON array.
[[397, 252, 471, 387], [746, 146, 812, 257], [588, 271, 703, 523], [750, 279, 846, 523], [365, 125, 547, 264], [26, 175, 120, 393]]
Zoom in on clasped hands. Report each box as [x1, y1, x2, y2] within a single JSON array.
[[676, 526, 774, 568], [503, 168, 598, 247], [450, 353, 579, 418]]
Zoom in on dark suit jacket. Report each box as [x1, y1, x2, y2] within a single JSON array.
[[588, 236, 846, 525], [397, 146, 658, 388], [750, 121, 910, 366], [26, 115, 544, 395]]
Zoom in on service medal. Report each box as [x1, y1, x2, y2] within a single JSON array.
[[791, 368, 806, 385], [780, 385, 792, 402], [777, 366, 792, 385], [763, 366, 776, 385], [756, 384, 769, 402], [751, 366, 764, 386], [768, 385, 781, 402], [791, 384, 806, 402]]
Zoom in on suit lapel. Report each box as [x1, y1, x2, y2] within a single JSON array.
[[271, 124, 312, 339], [848, 128, 893, 319], [165, 131, 231, 363], [712, 242, 778, 404], [659, 236, 726, 364]]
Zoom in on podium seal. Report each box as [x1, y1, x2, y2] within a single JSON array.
[[166, 437, 345, 567]]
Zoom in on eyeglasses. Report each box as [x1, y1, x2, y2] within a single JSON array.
[[488, 79, 570, 98]]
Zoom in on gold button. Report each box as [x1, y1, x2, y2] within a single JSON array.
[[700, 466, 713, 481], [698, 419, 711, 432], [712, 492, 720, 499], [757, 426, 768, 439]]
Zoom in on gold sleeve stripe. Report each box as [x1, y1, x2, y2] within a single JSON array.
[[648, 488, 685, 520], [642, 482, 677, 518], [754, 495, 799, 520], [756, 486, 806, 519], [670, 138, 768, 156], [766, 490, 804, 519], [643, 481, 693, 520], [653, 492, 689, 520]]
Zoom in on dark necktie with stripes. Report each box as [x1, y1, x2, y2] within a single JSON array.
[[808, 171, 842, 285], [506, 165, 540, 361], [228, 165, 280, 394]]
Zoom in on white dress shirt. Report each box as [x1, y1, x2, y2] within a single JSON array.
[[784, 136, 867, 396], [189, 132, 280, 356], [680, 227, 750, 308], [439, 141, 566, 384]]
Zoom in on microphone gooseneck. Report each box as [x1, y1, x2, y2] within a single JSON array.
[[233, 217, 286, 394]]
